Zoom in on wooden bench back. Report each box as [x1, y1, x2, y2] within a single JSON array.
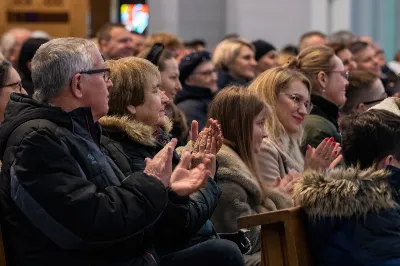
[[237, 207, 312, 266]]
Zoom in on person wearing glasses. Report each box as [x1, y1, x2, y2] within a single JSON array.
[[286, 45, 349, 151], [341, 70, 387, 115], [0, 37, 214, 266], [175, 51, 218, 131], [248, 67, 342, 186], [0, 58, 27, 122]]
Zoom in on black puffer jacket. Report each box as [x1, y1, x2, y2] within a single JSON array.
[[0, 93, 168, 266], [99, 115, 221, 256]]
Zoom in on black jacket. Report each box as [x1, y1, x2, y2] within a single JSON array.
[[0, 94, 168, 266], [294, 167, 400, 266], [175, 84, 214, 131], [217, 71, 251, 90], [99, 115, 221, 256]]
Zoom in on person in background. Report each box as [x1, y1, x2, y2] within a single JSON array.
[[0, 58, 27, 121], [99, 56, 244, 266], [248, 67, 342, 186], [184, 39, 207, 52], [97, 23, 134, 59], [0, 28, 31, 67], [175, 51, 218, 131], [327, 30, 357, 46], [209, 86, 294, 266], [278, 45, 298, 66], [252, 39, 279, 76], [0, 37, 213, 266], [341, 70, 387, 115], [295, 107, 400, 266], [131, 31, 146, 56], [139, 44, 188, 145], [298, 31, 327, 52], [328, 43, 357, 72], [17, 38, 49, 96], [287, 45, 349, 149], [349, 41, 381, 75], [213, 39, 257, 90], [387, 50, 400, 75], [145, 32, 185, 60]]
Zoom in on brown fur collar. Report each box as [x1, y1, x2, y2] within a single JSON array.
[[217, 144, 292, 209], [99, 115, 172, 147], [294, 167, 397, 218]]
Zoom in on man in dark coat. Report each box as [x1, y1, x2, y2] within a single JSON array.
[[0, 37, 216, 266]]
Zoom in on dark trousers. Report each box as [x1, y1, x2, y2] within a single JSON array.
[[160, 239, 245, 266]]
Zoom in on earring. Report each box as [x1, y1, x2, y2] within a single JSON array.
[[322, 89, 326, 93]]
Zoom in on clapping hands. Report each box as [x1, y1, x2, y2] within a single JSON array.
[[304, 137, 343, 172]]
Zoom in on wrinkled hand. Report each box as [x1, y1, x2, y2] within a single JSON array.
[[170, 151, 211, 196], [271, 169, 300, 195], [304, 137, 343, 171], [144, 138, 177, 187], [192, 118, 223, 155]]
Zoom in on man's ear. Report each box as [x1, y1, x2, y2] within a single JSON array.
[[377, 155, 394, 169], [317, 71, 327, 91], [127, 105, 136, 115], [70, 73, 84, 99], [356, 103, 366, 112]]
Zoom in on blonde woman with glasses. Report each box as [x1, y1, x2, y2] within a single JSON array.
[[248, 67, 342, 187]]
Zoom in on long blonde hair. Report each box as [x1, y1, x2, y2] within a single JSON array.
[[248, 67, 311, 169], [207, 86, 267, 201]]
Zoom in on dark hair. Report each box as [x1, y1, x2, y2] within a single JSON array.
[[185, 39, 207, 49], [341, 71, 380, 114], [281, 45, 299, 56], [0, 59, 12, 86], [97, 23, 126, 43], [137, 45, 174, 72], [341, 109, 400, 169], [17, 38, 49, 82], [348, 41, 369, 55], [327, 43, 347, 56]]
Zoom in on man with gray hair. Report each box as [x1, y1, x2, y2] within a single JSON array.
[[0, 37, 213, 266], [0, 28, 31, 67]]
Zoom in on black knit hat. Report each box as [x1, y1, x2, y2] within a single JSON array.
[[179, 51, 212, 84], [252, 39, 276, 61]]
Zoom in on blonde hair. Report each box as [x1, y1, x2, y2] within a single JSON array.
[[105, 57, 160, 116], [207, 86, 267, 201], [248, 67, 311, 169], [212, 39, 255, 71], [285, 45, 335, 94]]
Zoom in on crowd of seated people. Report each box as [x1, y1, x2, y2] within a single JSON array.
[[0, 24, 399, 266]]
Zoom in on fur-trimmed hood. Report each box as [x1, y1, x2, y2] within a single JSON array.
[[294, 167, 397, 219], [99, 115, 172, 147], [217, 144, 293, 209]]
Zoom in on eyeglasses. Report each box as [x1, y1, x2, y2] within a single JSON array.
[[327, 70, 349, 80], [1, 81, 23, 92], [79, 68, 111, 82], [279, 93, 313, 114]]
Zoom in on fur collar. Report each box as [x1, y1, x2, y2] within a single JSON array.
[[217, 144, 292, 209], [294, 167, 397, 219], [99, 115, 172, 147]]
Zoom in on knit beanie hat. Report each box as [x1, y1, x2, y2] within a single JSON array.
[[252, 39, 276, 61]]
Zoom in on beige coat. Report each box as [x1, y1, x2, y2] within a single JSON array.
[[258, 138, 303, 185], [211, 144, 293, 254]]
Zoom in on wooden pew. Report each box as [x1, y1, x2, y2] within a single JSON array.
[[237, 207, 312, 266], [0, 231, 6, 266]]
